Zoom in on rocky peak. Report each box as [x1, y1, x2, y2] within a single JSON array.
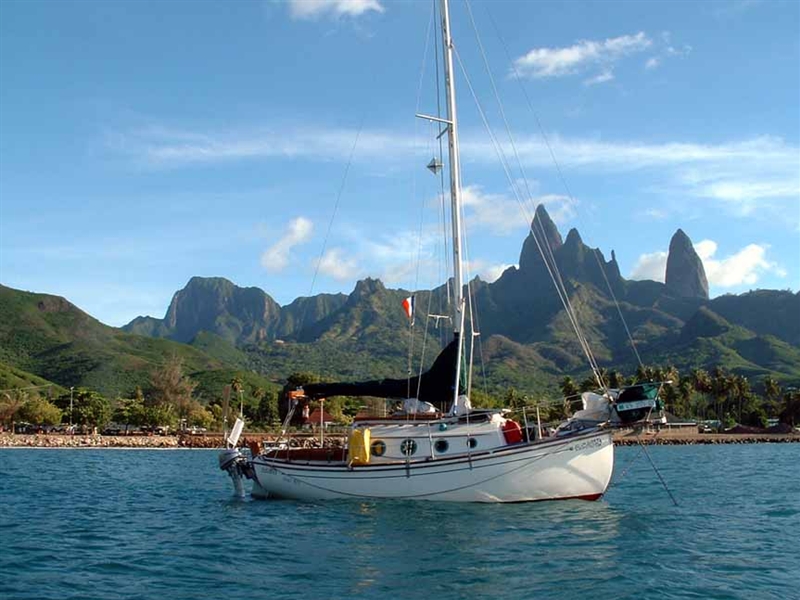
[[351, 277, 385, 298], [519, 205, 563, 272], [665, 229, 709, 300], [563, 228, 583, 248], [608, 250, 621, 280], [163, 276, 281, 343]]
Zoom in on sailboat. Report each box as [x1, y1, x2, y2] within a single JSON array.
[[219, 0, 628, 503]]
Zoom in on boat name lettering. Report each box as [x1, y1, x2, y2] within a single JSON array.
[[568, 437, 604, 452]]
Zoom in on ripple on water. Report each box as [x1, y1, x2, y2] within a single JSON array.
[[1, 446, 799, 600]]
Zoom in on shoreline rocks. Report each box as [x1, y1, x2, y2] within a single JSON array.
[[1, 431, 797, 449]]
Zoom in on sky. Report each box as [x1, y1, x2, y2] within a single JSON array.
[[0, 0, 798, 327]]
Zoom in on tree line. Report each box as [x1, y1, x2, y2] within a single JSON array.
[[1, 359, 798, 433], [0, 356, 281, 433], [558, 366, 799, 428]]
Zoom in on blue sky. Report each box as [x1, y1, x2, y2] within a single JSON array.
[[1, 0, 798, 327]]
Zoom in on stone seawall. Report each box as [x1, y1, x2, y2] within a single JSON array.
[[0, 433, 339, 449], [1, 431, 797, 449], [613, 431, 799, 445]]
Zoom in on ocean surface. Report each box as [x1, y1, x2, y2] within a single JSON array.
[[1, 445, 798, 600]]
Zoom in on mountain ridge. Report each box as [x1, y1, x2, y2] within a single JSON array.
[[3, 207, 798, 395]]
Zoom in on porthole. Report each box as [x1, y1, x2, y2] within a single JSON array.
[[371, 440, 386, 457], [434, 439, 449, 454], [400, 439, 418, 456], [467, 437, 478, 449]]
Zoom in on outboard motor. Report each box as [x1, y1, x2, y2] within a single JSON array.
[[218, 448, 247, 497], [218, 416, 248, 497]]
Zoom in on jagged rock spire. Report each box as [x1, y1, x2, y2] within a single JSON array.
[[519, 204, 562, 272], [665, 229, 709, 300]]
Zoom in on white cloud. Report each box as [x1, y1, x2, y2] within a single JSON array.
[[630, 250, 668, 281], [640, 208, 668, 220], [695, 180, 799, 204], [466, 260, 516, 283], [260, 217, 314, 272], [461, 185, 525, 235], [316, 247, 358, 280], [537, 194, 578, 225], [629, 240, 786, 288], [644, 33, 692, 71], [712, 0, 763, 19], [111, 124, 417, 168], [584, 70, 614, 86], [111, 123, 799, 217], [460, 185, 576, 235], [288, 0, 384, 20], [513, 32, 652, 80], [465, 135, 799, 216], [695, 239, 787, 286], [330, 226, 442, 289], [474, 135, 796, 173]]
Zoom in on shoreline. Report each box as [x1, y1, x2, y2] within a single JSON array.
[[1, 430, 798, 449], [612, 430, 799, 445]]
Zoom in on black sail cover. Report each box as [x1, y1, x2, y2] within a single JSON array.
[[301, 335, 461, 407]]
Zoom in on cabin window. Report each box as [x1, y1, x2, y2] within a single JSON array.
[[467, 437, 478, 449], [371, 440, 386, 457], [434, 439, 449, 453], [400, 439, 417, 456]]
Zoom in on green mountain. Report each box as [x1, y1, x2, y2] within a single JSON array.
[[123, 276, 347, 345], [112, 208, 797, 390], [0, 284, 226, 396], [3, 206, 799, 398], [0, 360, 64, 394]]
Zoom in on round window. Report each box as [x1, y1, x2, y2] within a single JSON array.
[[467, 437, 478, 449], [434, 439, 449, 453], [400, 439, 418, 456], [371, 440, 386, 457]]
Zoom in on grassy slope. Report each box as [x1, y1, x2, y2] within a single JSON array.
[[0, 361, 65, 395], [0, 286, 222, 396], [4, 282, 800, 398]]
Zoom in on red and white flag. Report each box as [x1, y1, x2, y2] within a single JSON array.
[[402, 295, 415, 325]]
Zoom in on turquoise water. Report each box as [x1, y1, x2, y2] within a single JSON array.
[[1, 445, 798, 600]]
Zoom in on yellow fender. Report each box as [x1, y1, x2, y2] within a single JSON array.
[[349, 428, 371, 465]]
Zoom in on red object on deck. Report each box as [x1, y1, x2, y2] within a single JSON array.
[[502, 419, 523, 444]]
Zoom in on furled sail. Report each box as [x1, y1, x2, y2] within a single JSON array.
[[301, 335, 461, 406]]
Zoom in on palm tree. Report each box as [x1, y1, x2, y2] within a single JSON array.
[[607, 370, 626, 389], [231, 376, 244, 417], [688, 369, 711, 420], [0, 390, 28, 432], [710, 367, 732, 423], [779, 390, 800, 427], [763, 375, 782, 416], [730, 374, 751, 423]]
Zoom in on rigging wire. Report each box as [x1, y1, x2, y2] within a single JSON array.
[[462, 0, 607, 389], [482, 5, 644, 370], [433, 0, 453, 319], [451, 44, 605, 387], [462, 0, 603, 389], [299, 117, 364, 383], [408, 1, 437, 401], [307, 119, 364, 300]]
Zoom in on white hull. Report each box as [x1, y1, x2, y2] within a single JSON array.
[[247, 429, 614, 503]]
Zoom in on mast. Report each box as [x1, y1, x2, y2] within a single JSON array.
[[440, 0, 466, 407]]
